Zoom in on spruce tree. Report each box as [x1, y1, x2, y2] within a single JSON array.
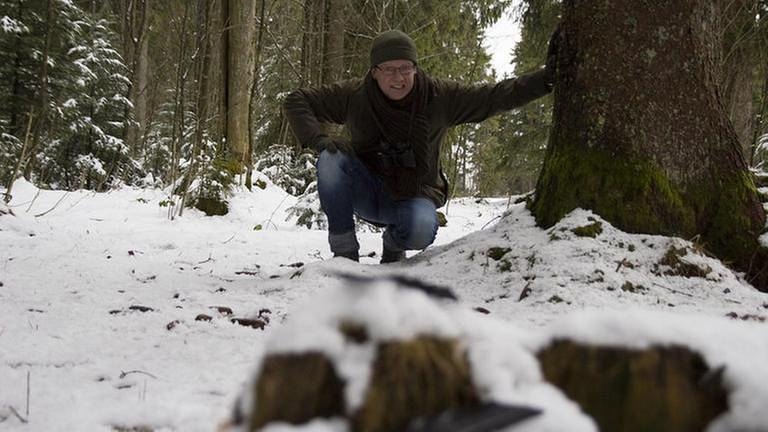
[[45, 10, 133, 189]]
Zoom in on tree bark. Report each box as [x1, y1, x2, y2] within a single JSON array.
[[250, 0, 267, 154], [199, 0, 255, 170], [323, 0, 344, 84], [227, 0, 256, 167], [200, 0, 228, 144], [531, 0, 768, 290], [113, 0, 151, 158]]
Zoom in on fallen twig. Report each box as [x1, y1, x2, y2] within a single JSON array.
[[615, 258, 629, 271], [8, 406, 27, 423], [651, 282, 695, 298], [481, 215, 502, 230], [34, 191, 70, 218], [262, 193, 291, 231], [25, 371, 29, 418], [25, 189, 41, 213], [222, 232, 237, 244], [119, 370, 158, 380]]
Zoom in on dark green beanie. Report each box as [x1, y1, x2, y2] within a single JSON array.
[[370, 30, 418, 67]]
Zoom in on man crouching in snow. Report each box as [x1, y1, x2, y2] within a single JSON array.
[[284, 29, 558, 264]]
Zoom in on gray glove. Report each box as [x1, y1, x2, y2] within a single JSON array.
[[314, 135, 354, 155]]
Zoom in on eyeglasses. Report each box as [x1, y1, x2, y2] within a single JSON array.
[[375, 64, 416, 76]]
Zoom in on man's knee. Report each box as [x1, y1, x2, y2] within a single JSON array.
[[317, 150, 351, 182], [402, 205, 438, 250]]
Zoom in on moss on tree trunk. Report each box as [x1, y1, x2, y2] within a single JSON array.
[[532, 0, 768, 289]]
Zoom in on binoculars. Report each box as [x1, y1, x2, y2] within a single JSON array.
[[376, 141, 416, 168]]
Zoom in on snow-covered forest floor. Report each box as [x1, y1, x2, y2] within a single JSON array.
[[2, 175, 768, 432]]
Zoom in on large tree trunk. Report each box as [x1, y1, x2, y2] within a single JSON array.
[[199, 0, 255, 168], [531, 0, 768, 290]]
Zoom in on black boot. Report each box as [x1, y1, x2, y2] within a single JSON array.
[[333, 250, 359, 262], [380, 248, 405, 264]]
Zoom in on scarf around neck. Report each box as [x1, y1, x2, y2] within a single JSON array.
[[364, 69, 435, 199]]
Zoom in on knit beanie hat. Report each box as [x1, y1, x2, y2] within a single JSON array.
[[370, 30, 418, 67]]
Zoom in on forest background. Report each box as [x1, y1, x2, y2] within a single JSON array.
[[1, 0, 767, 218]]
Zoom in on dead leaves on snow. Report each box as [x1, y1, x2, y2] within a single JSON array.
[[107, 302, 272, 332]]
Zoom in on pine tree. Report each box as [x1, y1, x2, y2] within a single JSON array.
[[0, 0, 44, 186], [44, 10, 134, 189], [1, 0, 134, 190]]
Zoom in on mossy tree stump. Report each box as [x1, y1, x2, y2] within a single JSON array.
[[249, 352, 345, 430], [537, 341, 729, 432], [248, 335, 478, 432], [351, 337, 478, 432], [532, 0, 768, 290]]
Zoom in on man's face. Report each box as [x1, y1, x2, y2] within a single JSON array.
[[372, 59, 416, 101]]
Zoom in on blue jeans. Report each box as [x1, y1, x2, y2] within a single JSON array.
[[316, 150, 438, 254]]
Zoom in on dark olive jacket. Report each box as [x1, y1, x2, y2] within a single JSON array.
[[283, 69, 552, 207]]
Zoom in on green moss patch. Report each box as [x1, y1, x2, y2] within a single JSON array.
[[659, 246, 711, 278], [548, 295, 567, 304], [572, 221, 604, 238], [498, 259, 513, 272], [436, 211, 448, 227], [194, 197, 229, 216], [487, 247, 511, 261], [532, 146, 697, 237], [621, 282, 647, 293]]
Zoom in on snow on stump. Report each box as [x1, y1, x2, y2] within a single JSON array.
[[248, 333, 477, 432], [537, 340, 729, 432], [243, 275, 483, 432]]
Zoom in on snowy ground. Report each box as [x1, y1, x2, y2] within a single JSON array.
[[1, 176, 768, 432]]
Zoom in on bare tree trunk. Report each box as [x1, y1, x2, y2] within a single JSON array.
[[323, 0, 344, 83], [113, 0, 151, 157], [227, 0, 256, 173], [167, 1, 192, 219], [200, 0, 228, 144], [300, 0, 313, 86], [532, 0, 768, 290], [250, 0, 267, 156]]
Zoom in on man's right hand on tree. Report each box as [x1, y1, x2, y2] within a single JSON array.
[[314, 136, 354, 155]]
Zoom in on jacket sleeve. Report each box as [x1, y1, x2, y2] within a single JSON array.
[[282, 80, 357, 149], [440, 68, 552, 126]]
